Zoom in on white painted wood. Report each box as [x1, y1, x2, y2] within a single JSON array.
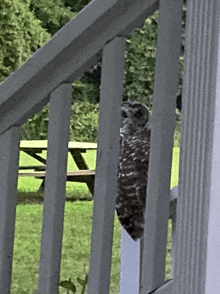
[[206, 66, 220, 293], [0, 0, 159, 136], [174, 1, 220, 293], [38, 84, 72, 294], [120, 228, 141, 294], [140, 1, 183, 293], [0, 127, 21, 293], [88, 37, 126, 294], [151, 280, 173, 294]]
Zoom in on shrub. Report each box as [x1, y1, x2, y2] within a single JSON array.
[[0, 0, 50, 83], [70, 102, 99, 143], [21, 105, 49, 140], [21, 102, 99, 143]]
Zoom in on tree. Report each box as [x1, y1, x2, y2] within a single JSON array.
[[0, 0, 50, 83], [63, 0, 92, 13], [124, 13, 158, 108], [30, 0, 74, 35], [73, 12, 159, 108]]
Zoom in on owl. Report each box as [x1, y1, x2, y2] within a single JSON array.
[[116, 101, 151, 241]]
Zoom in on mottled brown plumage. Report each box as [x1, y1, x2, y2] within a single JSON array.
[[116, 101, 151, 241]]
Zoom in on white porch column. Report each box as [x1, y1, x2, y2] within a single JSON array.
[[174, 1, 220, 293]]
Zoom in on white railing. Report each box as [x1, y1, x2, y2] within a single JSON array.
[[4, 0, 220, 293], [0, 1, 164, 293]]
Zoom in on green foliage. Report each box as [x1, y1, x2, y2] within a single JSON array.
[[64, 0, 92, 13], [0, 0, 50, 83], [21, 102, 99, 142], [59, 274, 88, 294], [21, 105, 49, 140], [77, 274, 88, 293], [124, 13, 158, 107], [30, 0, 75, 35], [59, 278, 76, 293], [70, 102, 99, 143], [73, 79, 100, 103]]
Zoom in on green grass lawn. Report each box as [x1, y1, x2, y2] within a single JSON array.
[[12, 147, 180, 293], [12, 202, 121, 294]]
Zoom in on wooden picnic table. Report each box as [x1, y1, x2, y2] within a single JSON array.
[[19, 140, 97, 194]]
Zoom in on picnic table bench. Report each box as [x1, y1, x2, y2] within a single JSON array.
[[19, 140, 97, 194]]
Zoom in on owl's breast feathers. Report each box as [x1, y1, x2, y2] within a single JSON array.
[[116, 124, 151, 241]]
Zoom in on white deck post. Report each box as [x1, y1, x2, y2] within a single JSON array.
[[0, 127, 21, 293], [88, 36, 126, 294], [140, 0, 183, 293], [38, 83, 72, 294], [120, 229, 141, 294], [174, 1, 220, 293]]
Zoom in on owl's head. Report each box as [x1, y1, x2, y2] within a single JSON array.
[[120, 101, 150, 136]]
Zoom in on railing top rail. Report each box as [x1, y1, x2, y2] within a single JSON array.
[[0, 0, 158, 136]]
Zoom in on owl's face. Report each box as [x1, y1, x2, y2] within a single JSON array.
[[120, 101, 149, 136]]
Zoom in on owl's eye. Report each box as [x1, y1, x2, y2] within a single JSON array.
[[121, 110, 128, 118], [134, 109, 143, 118]]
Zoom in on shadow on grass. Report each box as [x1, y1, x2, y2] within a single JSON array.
[[17, 191, 93, 205]]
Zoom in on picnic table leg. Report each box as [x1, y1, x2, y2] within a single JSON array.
[[69, 150, 95, 195], [84, 177, 94, 196], [38, 179, 45, 193], [23, 150, 47, 165], [23, 150, 46, 192]]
